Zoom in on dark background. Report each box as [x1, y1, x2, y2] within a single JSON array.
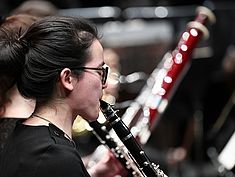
[[1, 0, 234, 176]]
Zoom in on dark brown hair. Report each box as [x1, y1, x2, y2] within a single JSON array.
[[0, 14, 38, 110]]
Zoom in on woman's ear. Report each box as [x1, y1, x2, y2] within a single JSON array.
[[59, 68, 74, 91]]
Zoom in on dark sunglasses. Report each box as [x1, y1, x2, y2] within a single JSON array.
[[73, 65, 109, 85]]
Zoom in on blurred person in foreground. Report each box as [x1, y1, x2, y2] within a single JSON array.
[[0, 14, 38, 159], [10, 0, 58, 17]]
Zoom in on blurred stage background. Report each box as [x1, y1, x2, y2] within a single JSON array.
[[1, 0, 235, 176]]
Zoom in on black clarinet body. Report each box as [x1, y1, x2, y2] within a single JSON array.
[[89, 120, 140, 177], [100, 100, 167, 177]]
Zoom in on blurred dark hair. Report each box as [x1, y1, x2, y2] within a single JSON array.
[[0, 14, 38, 110], [1, 14, 39, 32]]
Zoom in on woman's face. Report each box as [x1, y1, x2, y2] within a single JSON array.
[[72, 39, 107, 121]]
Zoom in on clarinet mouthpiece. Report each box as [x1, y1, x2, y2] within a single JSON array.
[[100, 99, 108, 110]]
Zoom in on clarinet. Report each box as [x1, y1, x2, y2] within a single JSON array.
[[89, 120, 143, 177], [100, 100, 168, 177], [121, 6, 216, 144]]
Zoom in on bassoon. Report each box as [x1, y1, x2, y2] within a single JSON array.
[[121, 6, 216, 144]]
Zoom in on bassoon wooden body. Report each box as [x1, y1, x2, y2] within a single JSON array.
[[121, 6, 216, 144]]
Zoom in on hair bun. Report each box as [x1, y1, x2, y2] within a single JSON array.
[[17, 36, 30, 49], [17, 27, 31, 48]]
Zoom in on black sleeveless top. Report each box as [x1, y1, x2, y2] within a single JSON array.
[[0, 118, 23, 159]]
